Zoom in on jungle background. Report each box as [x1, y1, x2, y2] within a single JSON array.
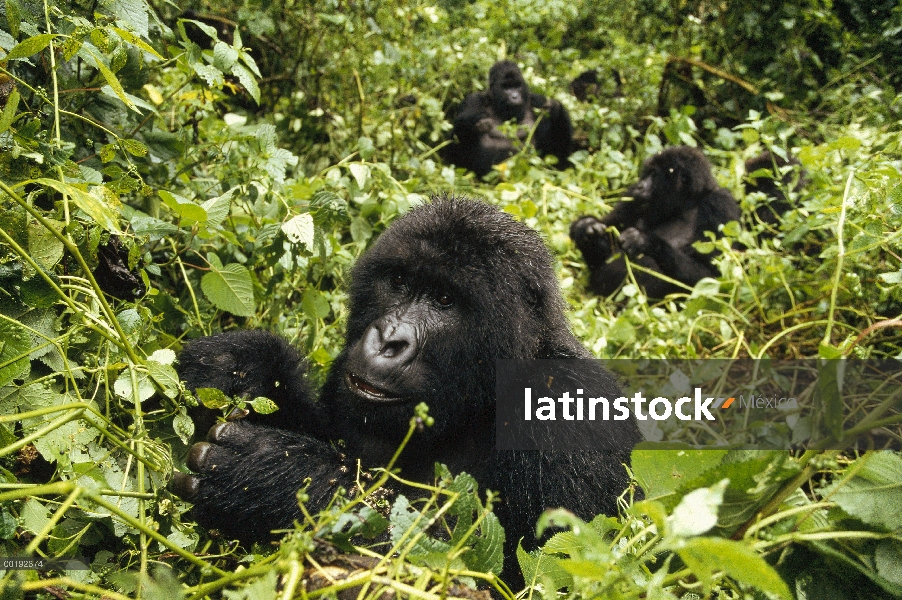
[[1, 0, 901, 598]]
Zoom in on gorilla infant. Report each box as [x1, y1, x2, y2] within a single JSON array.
[[744, 150, 807, 234], [173, 196, 640, 576], [445, 61, 573, 177], [570, 146, 741, 298]]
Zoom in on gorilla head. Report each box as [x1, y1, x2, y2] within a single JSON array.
[[488, 60, 530, 122], [324, 197, 574, 466], [626, 146, 720, 219]]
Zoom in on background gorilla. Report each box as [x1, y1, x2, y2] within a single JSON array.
[[445, 61, 573, 177], [744, 150, 807, 232], [172, 196, 640, 580], [570, 69, 624, 102], [570, 146, 741, 298]]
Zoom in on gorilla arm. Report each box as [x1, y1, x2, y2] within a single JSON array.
[[569, 199, 644, 267], [530, 93, 573, 168], [453, 92, 494, 143]]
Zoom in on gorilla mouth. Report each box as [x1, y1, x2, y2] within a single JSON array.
[[346, 372, 404, 403]]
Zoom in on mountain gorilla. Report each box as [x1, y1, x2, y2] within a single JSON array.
[[570, 146, 741, 298], [570, 69, 624, 102], [744, 150, 807, 233], [172, 196, 640, 580], [445, 61, 573, 177]]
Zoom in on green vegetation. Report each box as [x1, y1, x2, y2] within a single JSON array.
[[0, 0, 900, 598]]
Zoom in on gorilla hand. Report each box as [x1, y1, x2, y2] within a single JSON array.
[[178, 331, 316, 434], [569, 216, 614, 265], [170, 421, 352, 541], [619, 227, 649, 258], [476, 117, 497, 134]]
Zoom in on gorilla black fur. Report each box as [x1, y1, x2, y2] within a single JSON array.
[[570, 146, 741, 298], [173, 196, 640, 579], [445, 61, 573, 177]]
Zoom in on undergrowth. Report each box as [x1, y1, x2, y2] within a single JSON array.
[[0, 0, 900, 598]]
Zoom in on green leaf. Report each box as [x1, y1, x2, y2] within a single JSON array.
[[222, 570, 278, 600], [349, 163, 370, 189], [0, 319, 30, 386], [147, 359, 179, 399], [139, 566, 183, 600], [517, 545, 573, 591], [631, 447, 728, 501], [231, 62, 260, 104], [201, 261, 255, 317], [201, 188, 234, 226], [876, 539, 902, 587], [324, 506, 389, 551], [5, 34, 57, 60], [27, 218, 64, 270], [282, 213, 315, 249], [827, 451, 902, 530], [192, 62, 225, 88], [34, 178, 121, 232], [111, 27, 162, 59], [100, 143, 117, 163], [390, 495, 453, 557], [817, 360, 845, 439], [20, 499, 49, 534], [675, 537, 791, 599], [310, 191, 348, 226], [120, 138, 148, 157], [466, 512, 505, 575], [0, 508, 16, 539], [109, 0, 150, 38], [173, 407, 195, 445], [196, 388, 230, 409], [213, 40, 238, 71], [160, 190, 208, 223], [350, 217, 372, 243], [86, 49, 139, 112], [301, 288, 330, 319], [5, 0, 21, 38], [0, 88, 20, 134], [249, 397, 278, 415], [114, 367, 155, 403]]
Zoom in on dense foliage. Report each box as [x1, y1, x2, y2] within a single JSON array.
[[0, 0, 900, 598]]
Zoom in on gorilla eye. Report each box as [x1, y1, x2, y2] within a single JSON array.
[[436, 293, 454, 307], [390, 274, 405, 288]]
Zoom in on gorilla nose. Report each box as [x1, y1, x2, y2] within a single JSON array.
[[363, 318, 417, 371]]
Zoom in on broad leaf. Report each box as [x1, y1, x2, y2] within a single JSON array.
[[201, 261, 255, 317]]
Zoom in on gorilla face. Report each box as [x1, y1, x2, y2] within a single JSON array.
[[489, 60, 529, 121], [342, 270, 460, 404]]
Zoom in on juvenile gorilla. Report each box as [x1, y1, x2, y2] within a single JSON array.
[[570, 146, 740, 298], [744, 150, 807, 233], [446, 61, 573, 177], [172, 197, 640, 574]]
